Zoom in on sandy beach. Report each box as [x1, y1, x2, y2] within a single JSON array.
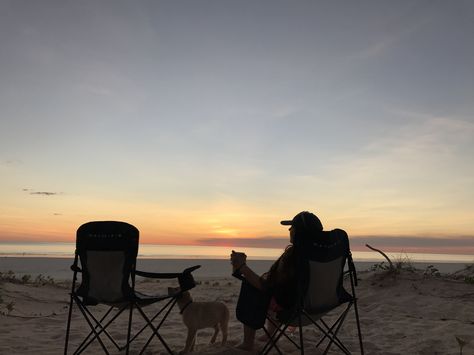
[[1, 257, 473, 354]]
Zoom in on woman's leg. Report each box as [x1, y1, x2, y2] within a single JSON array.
[[236, 324, 257, 350], [235, 280, 271, 350]]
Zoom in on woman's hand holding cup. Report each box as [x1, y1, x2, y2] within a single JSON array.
[[230, 250, 247, 272]]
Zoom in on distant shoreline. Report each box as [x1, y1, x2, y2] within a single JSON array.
[[0, 256, 471, 281]]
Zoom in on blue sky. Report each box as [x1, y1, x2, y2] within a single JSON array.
[[0, 0, 473, 253]]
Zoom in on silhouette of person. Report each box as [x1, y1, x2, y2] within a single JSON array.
[[230, 211, 324, 351]]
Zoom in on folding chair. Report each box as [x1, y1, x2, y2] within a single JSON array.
[[64, 221, 200, 355], [261, 229, 364, 355]]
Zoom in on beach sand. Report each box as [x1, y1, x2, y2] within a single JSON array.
[[1, 258, 473, 354]]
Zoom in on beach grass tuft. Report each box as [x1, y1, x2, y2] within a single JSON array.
[[455, 335, 468, 355], [0, 271, 56, 286]]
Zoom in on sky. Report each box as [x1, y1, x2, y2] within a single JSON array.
[[1, 0, 473, 255]]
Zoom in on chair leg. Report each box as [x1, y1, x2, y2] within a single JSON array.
[[261, 323, 291, 355], [126, 297, 175, 346], [353, 300, 364, 355], [319, 318, 351, 354], [76, 304, 127, 354], [136, 303, 175, 355], [322, 310, 350, 355], [75, 299, 110, 354], [125, 301, 134, 355], [350, 266, 364, 355], [266, 317, 301, 349], [298, 313, 304, 355], [64, 293, 75, 355]]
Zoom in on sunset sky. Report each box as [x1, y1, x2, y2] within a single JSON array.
[[1, 1, 473, 254]]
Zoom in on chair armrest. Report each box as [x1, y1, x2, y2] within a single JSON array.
[[347, 253, 358, 286], [70, 265, 82, 272], [135, 265, 201, 279], [136, 265, 201, 291], [135, 270, 181, 279], [183, 265, 201, 274]]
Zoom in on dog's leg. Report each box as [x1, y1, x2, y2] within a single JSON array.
[[181, 329, 197, 354], [210, 324, 219, 344], [221, 311, 229, 345], [220, 322, 228, 345]]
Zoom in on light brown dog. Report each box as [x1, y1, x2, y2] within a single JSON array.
[[168, 287, 229, 354]]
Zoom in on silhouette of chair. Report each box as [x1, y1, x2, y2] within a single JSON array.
[[64, 221, 200, 354], [260, 229, 364, 355]]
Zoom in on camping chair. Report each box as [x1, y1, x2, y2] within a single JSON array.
[[64, 221, 200, 355], [260, 229, 364, 355]]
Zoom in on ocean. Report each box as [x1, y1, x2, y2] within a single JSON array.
[[0, 241, 473, 263]]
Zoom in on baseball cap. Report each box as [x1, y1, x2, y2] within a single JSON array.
[[280, 211, 323, 231]]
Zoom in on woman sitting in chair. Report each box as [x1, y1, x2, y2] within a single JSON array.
[[230, 211, 324, 351]]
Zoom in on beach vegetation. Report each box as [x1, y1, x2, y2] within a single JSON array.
[[370, 254, 416, 276], [34, 274, 56, 285], [449, 264, 474, 284], [423, 265, 441, 278], [6, 301, 14, 314], [0, 271, 56, 286], [455, 335, 468, 355], [463, 275, 474, 284], [1, 301, 15, 315], [462, 264, 474, 284], [0, 270, 17, 282], [370, 261, 391, 272]]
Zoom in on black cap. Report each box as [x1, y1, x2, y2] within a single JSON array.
[[281, 211, 323, 232]]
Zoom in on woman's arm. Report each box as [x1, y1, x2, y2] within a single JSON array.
[[231, 250, 265, 290], [236, 264, 264, 290]]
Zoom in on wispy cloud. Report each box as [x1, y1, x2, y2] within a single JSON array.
[[350, 10, 433, 62], [30, 191, 60, 196], [1, 159, 22, 167], [79, 83, 114, 97], [331, 111, 474, 183], [23, 188, 63, 196]]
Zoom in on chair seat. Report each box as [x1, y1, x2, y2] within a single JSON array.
[[134, 291, 173, 306]]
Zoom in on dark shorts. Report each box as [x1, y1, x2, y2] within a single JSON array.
[[235, 279, 271, 329]]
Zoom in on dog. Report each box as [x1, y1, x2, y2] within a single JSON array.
[[168, 287, 229, 354]]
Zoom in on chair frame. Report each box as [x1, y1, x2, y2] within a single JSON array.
[[260, 247, 364, 355], [64, 221, 200, 355]]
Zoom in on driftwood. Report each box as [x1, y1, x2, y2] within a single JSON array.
[[366, 244, 394, 270]]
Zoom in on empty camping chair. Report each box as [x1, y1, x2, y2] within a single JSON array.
[[260, 229, 364, 355], [64, 221, 200, 355]]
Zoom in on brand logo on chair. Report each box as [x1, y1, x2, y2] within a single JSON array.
[[88, 233, 123, 239], [312, 240, 341, 248]]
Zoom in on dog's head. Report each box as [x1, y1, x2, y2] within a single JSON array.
[[167, 287, 193, 308]]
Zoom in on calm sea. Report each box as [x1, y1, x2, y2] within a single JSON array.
[[0, 242, 473, 263]]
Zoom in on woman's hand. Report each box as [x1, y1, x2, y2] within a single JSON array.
[[230, 250, 247, 272]]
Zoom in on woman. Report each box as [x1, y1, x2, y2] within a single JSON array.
[[230, 211, 324, 351]]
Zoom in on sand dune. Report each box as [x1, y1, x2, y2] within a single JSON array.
[[1, 260, 473, 354]]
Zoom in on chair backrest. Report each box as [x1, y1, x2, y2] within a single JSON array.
[[75, 221, 139, 304], [297, 229, 352, 314]]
